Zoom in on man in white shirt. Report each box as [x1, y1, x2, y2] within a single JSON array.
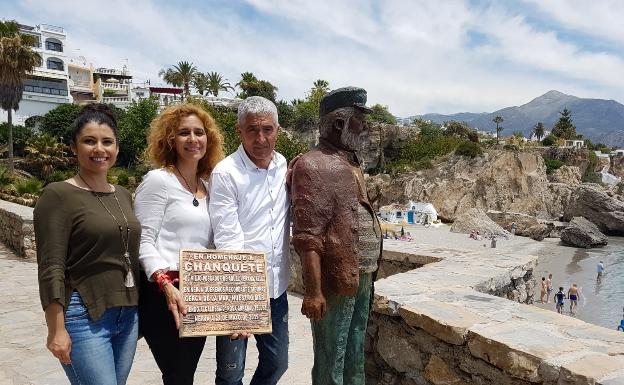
[[209, 96, 290, 385]]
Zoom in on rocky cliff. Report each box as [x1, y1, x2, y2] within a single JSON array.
[[369, 150, 574, 222]]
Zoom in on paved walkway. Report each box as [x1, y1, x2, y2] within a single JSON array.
[[0, 243, 313, 385]]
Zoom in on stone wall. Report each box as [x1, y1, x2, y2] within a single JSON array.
[[367, 240, 624, 385], [0, 200, 35, 259]]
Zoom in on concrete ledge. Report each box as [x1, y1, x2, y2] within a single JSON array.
[[367, 240, 624, 384], [0, 200, 35, 259]]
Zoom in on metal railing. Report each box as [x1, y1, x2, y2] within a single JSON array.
[[101, 82, 128, 90], [40, 24, 64, 34], [103, 96, 130, 103]]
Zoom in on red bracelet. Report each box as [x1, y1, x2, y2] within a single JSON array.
[[151, 270, 180, 291]]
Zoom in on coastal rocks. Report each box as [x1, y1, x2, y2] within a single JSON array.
[[563, 184, 624, 234], [560, 217, 608, 248], [450, 208, 510, 239], [398, 150, 566, 222], [549, 165, 582, 185], [486, 211, 560, 241]]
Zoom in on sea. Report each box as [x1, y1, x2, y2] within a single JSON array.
[[534, 237, 624, 329]]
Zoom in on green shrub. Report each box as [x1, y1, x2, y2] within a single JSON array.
[[13, 178, 44, 196], [47, 170, 73, 183], [0, 166, 14, 187], [544, 158, 565, 174], [542, 135, 557, 147], [582, 172, 602, 184], [503, 144, 520, 151], [455, 141, 483, 157]]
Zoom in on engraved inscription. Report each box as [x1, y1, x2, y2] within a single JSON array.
[[179, 249, 272, 337]]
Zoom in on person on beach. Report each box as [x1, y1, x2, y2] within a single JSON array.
[[546, 273, 553, 303], [134, 104, 224, 385], [291, 86, 382, 385], [568, 283, 580, 315], [554, 287, 565, 314], [34, 104, 140, 385], [209, 96, 290, 385], [540, 277, 547, 303], [597, 260, 605, 281]]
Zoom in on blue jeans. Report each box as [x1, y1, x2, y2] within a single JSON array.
[[215, 291, 289, 385], [61, 291, 138, 385]]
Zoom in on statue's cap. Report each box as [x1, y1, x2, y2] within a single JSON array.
[[319, 86, 372, 117]]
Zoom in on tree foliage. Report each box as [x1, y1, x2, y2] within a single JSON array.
[[492, 116, 504, 144], [533, 122, 545, 141], [159, 61, 197, 96], [368, 104, 396, 125], [551, 108, 577, 139], [40, 103, 82, 142], [455, 141, 483, 157], [0, 19, 41, 172], [275, 131, 308, 163], [443, 120, 479, 142], [117, 98, 159, 167], [236, 72, 278, 101], [0, 122, 33, 156], [206, 72, 234, 97], [542, 134, 557, 147]]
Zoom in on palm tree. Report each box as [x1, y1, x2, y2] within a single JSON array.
[[309, 79, 330, 105], [0, 20, 41, 173], [206, 72, 234, 97], [192, 72, 209, 96], [237, 72, 257, 91], [533, 122, 545, 142], [158, 61, 196, 98], [492, 116, 504, 144]]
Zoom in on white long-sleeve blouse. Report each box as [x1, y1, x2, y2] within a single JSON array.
[[134, 168, 213, 279]]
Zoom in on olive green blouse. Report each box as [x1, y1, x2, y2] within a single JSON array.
[[34, 182, 140, 321]]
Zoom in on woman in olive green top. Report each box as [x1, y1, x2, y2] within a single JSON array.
[[34, 104, 140, 385]]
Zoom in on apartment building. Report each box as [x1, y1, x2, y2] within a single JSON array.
[[0, 23, 73, 124]]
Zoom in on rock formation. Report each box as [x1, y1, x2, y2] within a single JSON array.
[[450, 208, 510, 239], [548, 165, 581, 185], [563, 184, 624, 234], [560, 217, 608, 248], [381, 150, 574, 222]]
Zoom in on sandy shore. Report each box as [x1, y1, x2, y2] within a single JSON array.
[[390, 223, 624, 329]]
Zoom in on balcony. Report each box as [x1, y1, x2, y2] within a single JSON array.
[[70, 79, 92, 90], [103, 96, 130, 104], [95, 68, 131, 77], [101, 82, 128, 90], [40, 24, 64, 34]]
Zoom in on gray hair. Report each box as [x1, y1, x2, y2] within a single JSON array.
[[237, 96, 279, 126]]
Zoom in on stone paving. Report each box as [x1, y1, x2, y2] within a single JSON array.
[[0, 243, 313, 385]]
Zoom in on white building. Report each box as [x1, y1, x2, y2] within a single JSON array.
[[562, 140, 585, 149], [380, 201, 438, 224], [0, 23, 72, 124]]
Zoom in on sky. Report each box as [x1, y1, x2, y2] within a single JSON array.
[[3, 0, 624, 117]]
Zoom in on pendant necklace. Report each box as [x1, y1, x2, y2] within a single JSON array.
[[78, 174, 135, 288], [175, 166, 200, 207]]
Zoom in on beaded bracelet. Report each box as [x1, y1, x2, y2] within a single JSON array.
[[151, 270, 173, 291]]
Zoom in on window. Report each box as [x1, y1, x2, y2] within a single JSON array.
[[45, 40, 63, 52], [396, 211, 402, 218], [47, 58, 64, 71], [23, 77, 68, 96]]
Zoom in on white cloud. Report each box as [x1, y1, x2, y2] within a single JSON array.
[[522, 0, 624, 45], [3, 0, 624, 116]]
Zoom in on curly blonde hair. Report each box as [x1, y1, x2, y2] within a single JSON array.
[[146, 103, 224, 178]]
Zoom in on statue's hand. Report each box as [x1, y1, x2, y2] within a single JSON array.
[[286, 153, 302, 191], [301, 293, 327, 320]]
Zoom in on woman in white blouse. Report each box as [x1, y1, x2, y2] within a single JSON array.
[[134, 104, 224, 385]]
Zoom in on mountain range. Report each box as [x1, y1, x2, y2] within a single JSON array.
[[413, 90, 624, 147]]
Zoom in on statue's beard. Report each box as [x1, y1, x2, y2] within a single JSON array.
[[340, 127, 362, 152]]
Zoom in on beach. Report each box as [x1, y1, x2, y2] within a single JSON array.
[[388, 222, 624, 330]]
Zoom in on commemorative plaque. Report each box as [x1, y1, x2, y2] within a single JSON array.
[[179, 249, 272, 337]]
